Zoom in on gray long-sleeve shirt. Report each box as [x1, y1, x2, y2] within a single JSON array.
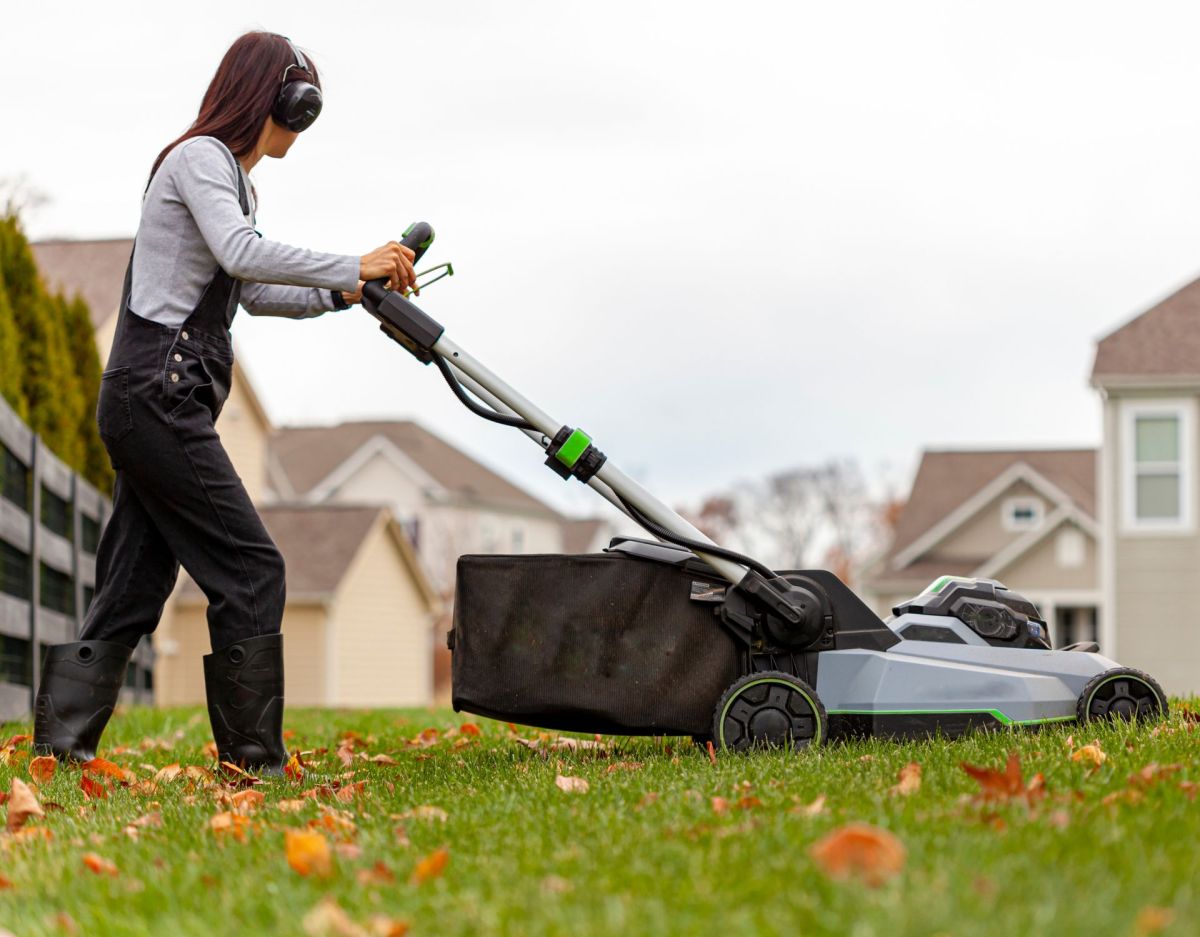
[[130, 136, 360, 328]]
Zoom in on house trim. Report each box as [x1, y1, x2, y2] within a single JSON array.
[[304, 434, 446, 504], [891, 462, 1080, 571], [972, 504, 1097, 581]]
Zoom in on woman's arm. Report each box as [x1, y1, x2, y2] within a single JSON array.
[[171, 138, 360, 292], [240, 279, 365, 318]]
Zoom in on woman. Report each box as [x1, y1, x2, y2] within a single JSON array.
[[32, 32, 415, 772]]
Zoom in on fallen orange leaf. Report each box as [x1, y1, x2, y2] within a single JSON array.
[[209, 811, 252, 842], [790, 794, 828, 817], [84, 758, 136, 783], [0, 873, 13, 890], [6, 778, 45, 832], [368, 916, 410, 937], [286, 829, 333, 878], [81, 853, 118, 877], [285, 754, 305, 780], [357, 861, 396, 886], [1134, 906, 1176, 936], [960, 753, 1045, 804], [1071, 744, 1107, 768], [460, 723, 481, 737], [411, 847, 449, 884], [28, 755, 56, 785], [231, 789, 265, 813], [711, 796, 730, 814], [79, 776, 108, 801], [809, 823, 907, 886], [890, 762, 922, 797], [301, 896, 366, 937]]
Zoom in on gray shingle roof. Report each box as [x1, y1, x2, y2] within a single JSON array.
[[271, 421, 561, 517], [29, 238, 134, 331], [1092, 278, 1200, 381]]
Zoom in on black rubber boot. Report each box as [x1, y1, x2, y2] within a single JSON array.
[[33, 640, 134, 763], [203, 633, 288, 775]]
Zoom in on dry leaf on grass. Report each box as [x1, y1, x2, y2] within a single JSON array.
[[396, 805, 447, 823], [285, 754, 305, 780], [356, 861, 396, 886], [1070, 743, 1107, 768], [706, 740, 717, 766], [459, 723, 481, 737], [277, 799, 307, 813], [230, 789, 265, 813], [411, 847, 449, 884], [1128, 764, 1181, 788], [6, 778, 44, 832], [79, 776, 108, 801], [209, 812, 252, 842], [555, 775, 589, 794], [809, 823, 906, 887], [711, 796, 730, 815], [960, 753, 1045, 805], [368, 917, 410, 937], [369, 754, 398, 765], [81, 853, 118, 877], [1134, 906, 1176, 936], [28, 756, 56, 785], [0, 873, 13, 890], [303, 897, 367, 937], [890, 762, 922, 796], [286, 829, 333, 878], [83, 758, 136, 783], [790, 794, 828, 817]]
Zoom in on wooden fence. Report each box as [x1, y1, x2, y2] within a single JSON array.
[[0, 392, 154, 722]]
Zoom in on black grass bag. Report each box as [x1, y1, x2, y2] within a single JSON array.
[[450, 552, 742, 736]]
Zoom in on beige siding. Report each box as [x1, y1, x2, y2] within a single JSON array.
[[152, 601, 329, 706], [330, 518, 433, 706], [1106, 392, 1200, 694], [935, 481, 1048, 561], [996, 521, 1098, 592], [216, 368, 270, 503]]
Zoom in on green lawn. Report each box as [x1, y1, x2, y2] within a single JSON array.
[[1, 704, 1197, 937]]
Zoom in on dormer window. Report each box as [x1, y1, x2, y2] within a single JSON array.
[[1002, 497, 1043, 531]]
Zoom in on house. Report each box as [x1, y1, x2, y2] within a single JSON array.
[[156, 505, 438, 707], [30, 239, 439, 706], [268, 421, 571, 590], [1092, 280, 1200, 694], [860, 448, 1101, 648]]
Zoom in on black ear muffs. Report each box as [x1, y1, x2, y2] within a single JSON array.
[[271, 37, 322, 132]]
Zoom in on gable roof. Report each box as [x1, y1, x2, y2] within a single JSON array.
[[270, 420, 561, 517], [177, 504, 434, 605], [880, 448, 1096, 576], [1092, 277, 1200, 383], [29, 238, 134, 331]]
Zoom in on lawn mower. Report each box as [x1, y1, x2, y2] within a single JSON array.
[[362, 224, 1169, 750]]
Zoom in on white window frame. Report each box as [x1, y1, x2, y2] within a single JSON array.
[[1055, 526, 1086, 569], [1120, 398, 1195, 534], [1001, 496, 1044, 532]]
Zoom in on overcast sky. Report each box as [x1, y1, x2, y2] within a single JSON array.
[[6, 1, 1200, 517]]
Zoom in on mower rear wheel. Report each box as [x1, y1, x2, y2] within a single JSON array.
[[713, 671, 827, 752], [1076, 668, 1168, 724]]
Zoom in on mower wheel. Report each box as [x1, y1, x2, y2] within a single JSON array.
[[1076, 667, 1168, 724], [713, 671, 827, 752]]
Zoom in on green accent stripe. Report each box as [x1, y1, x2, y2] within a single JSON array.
[[556, 429, 592, 468], [828, 708, 1076, 727]]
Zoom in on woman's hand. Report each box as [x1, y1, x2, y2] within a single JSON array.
[[360, 242, 417, 292], [338, 281, 365, 306]]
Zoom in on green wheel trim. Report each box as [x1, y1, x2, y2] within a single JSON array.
[[718, 676, 824, 749]]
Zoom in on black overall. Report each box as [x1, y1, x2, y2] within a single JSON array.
[[81, 165, 286, 652]]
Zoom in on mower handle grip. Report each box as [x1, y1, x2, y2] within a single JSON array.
[[363, 221, 435, 297]]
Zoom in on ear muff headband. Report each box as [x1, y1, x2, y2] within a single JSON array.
[[271, 36, 323, 132]]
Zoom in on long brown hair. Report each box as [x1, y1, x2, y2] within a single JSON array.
[[149, 32, 320, 182]]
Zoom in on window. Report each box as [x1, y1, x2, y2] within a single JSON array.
[[81, 514, 102, 554], [1, 445, 29, 510], [0, 635, 32, 686], [40, 485, 73, 542], [511, 527, 525, 552], [1055, 527, 1086, 568], [0, 541, 31, 600], [1002, 497, 1043, 531], [39, 562, 75, 617], [1122, 401, 1194, 532]]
